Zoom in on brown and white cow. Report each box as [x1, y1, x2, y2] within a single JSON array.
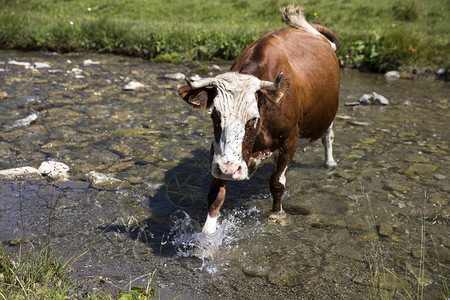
[[178, 5, 340, 234]]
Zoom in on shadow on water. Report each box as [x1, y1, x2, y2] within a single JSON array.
[[98, 148, 281, 256]]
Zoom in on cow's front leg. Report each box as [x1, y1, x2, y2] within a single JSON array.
[[269, 145, 295, 218], [202, 178, 227, 234]]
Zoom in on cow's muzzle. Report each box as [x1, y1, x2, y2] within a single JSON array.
[[212, 162, 246, 181]]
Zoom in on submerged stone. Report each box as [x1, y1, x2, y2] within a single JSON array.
[[404, 163, 438, 176], [87, 171, 130, 190], [377, 222, 393, 237]]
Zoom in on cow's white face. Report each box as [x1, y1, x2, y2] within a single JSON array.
[[209, 72, 262, 181]]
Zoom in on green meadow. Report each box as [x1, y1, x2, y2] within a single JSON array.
[[1, 0, 448, 73]]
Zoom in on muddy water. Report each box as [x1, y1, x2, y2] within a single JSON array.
[[0, 50, 448, 299]]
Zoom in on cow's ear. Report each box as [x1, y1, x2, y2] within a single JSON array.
[[261, 75, 291, 105], [177, 84, 216, 109]]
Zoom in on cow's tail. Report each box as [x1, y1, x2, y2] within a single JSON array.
[[281, 5, 340, 52]]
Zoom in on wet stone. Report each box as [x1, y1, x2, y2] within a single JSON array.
[[87, 171, 131, 190], [110, 143, 133, 157], [404, 163, 438, 176], [0, 91, 7, 99], [383, 181, 408, 193], [377, 222, 393, 237], [125, 176, 144, 185], [432, 245, 450, 264], [428, 194, 448, 207]]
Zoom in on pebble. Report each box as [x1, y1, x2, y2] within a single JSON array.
[[378, 222, 393, 237], [8, 60, 31, 68], [12, 113, 39, 128], [38, 161, 70, 181], [48, 69, 62, 74], [123, 81, 146, 91], [345, 92, 390, 106], [83, 59, 100, 66], [161, 73, 185, 81], [348, 120, 370, 126], [0, 91, 7, 99], [87, 171, 130, 190], [32, 62, 51, 69]]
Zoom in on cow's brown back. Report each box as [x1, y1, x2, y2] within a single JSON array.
[[231, 28, 340, 142]]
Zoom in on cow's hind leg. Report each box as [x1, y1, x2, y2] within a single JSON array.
[[321, 122, 337, 167]]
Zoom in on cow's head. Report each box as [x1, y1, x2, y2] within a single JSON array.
[[178, 72, 283, 181]]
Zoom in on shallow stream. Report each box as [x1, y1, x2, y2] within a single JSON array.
[[0, 50, 448, 299]]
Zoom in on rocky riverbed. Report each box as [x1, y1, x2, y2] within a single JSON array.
[[0, 50, 449, 299]]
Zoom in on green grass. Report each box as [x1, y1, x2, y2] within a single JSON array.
[[0, 0, 448, 71], [0, 245, 74, 299]]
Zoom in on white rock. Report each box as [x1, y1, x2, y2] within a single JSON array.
[[13, 113, 39, 127], [358, 94, 372, 105], [0, 167, 41, 179], [210, 64, 221, 71], [70, 67, 83, 75], [32, 62, 51, 69], [371, 92, 390, 105], [385, 70, 400, 79], [162, 73, 185, 81], [357, 92, 389, 106], [123, 81, 146, 91], [8, 60, 31, 68], [88, 171, 122, 186], [83, 59, 100, 66], [38, 161, 70, 180]]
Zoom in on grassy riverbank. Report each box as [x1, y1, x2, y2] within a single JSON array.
[[1, 0, 448, 73]]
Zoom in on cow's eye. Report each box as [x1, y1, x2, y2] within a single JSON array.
[[246, 117, 258, 129]]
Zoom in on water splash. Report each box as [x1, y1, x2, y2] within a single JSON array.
[[167, 206, 263, 273]]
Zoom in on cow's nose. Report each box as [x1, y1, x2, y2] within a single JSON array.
[[218, 163, 242, 178]]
